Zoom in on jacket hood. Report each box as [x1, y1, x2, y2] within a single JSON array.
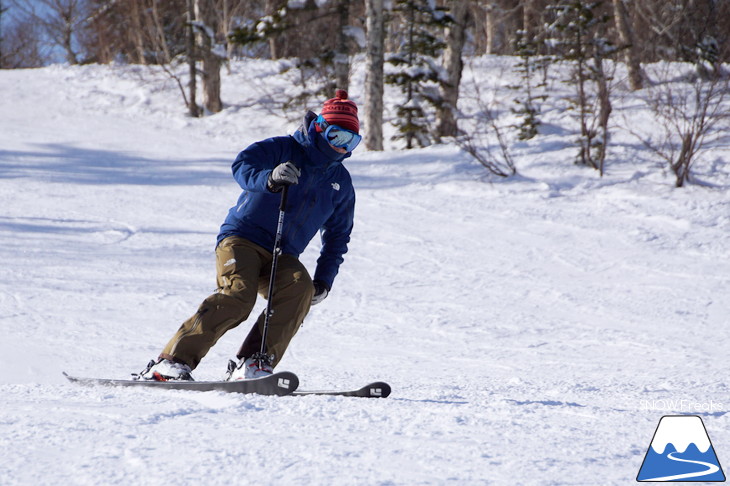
[[293, 110, 351, 168]]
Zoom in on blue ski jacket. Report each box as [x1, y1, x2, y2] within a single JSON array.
[[217, 112, 356, 290]]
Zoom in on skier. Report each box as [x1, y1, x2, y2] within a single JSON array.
[[139, 90, 360, 381]]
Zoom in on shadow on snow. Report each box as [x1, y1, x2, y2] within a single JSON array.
[[0, 142, 230, 186]]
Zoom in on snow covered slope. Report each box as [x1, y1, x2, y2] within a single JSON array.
[[1, 60, 729, 485]]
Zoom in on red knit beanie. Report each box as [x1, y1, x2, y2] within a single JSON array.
[[320, 89, 360, 134]]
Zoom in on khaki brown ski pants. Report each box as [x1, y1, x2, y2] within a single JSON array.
[[159, 236, 313, 369]]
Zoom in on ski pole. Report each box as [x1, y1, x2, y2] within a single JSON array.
[[254, 184, 289, 366]]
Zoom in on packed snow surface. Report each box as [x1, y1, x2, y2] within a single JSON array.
[[1, 59, 729, 485]]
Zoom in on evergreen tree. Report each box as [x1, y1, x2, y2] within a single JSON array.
[[227, 3, 288, 50], [385, 0, 451, 149], [228, 1, 357, 120], [510, 29, 549, 141], [548, 0, 617, 175]]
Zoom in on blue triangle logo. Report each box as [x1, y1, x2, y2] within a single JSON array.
[[637, 415, 725, 482]]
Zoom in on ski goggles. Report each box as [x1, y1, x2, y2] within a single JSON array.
[[316, 115, 362, 152]]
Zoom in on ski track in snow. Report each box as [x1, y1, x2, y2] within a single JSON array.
[[1, 61, 730, 485]]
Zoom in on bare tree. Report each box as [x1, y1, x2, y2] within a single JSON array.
[[83, 0, 188, 65], [333, 0, 351, 91], [481, 0, 521, 55], [632, 0, 730, 65], [149, 0, 172, 64], [612, 0, 644, 90], [128, 0, 147, 64], [194, 0, 224, 113], [186, 0, 200, 117], [11, 0, 89, 64], [1, 12, 47, 67], [457, 62, 517, 178], [265, 0, 286, 59], [483, 1, 507, 55], [522, 0, 535, 40], [0, 0, 6, 67], [220, 0, 250, 60], [592, 50, 613, 176], [364, 0, 385, 151], [633, 69, 730, 187], [228, 1, 364, 119], [436, 0, 469, 139]]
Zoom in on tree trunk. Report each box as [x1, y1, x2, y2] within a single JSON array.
[[150, 0, 171, 64], [266, 0, 283, 59], [334, 0, 350, 91], [485, 1, 513, 54], [195, 0, 223, 113], [129, 0, 146, 64], [0, 0, 4, 68], [59, 4, 77, 64], [522, 0, 535, 40], [186, 0, 200, 117], [485, 3, 496, 54], [437, 0, 468, 139], [595, 54, 612, 176], [612, 0, 643, 90], [364, 0, 385, 151], [221, 0, 245, 62]]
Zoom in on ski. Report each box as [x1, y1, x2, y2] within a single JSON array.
[[62, 371, 299, 396], [292, 381, 391, 398]]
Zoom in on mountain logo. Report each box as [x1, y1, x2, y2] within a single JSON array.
[[637, 415, 725, 482]]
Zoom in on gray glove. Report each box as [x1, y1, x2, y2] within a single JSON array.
[[268, 161, 300, 192], [311, 280, 329, 306]]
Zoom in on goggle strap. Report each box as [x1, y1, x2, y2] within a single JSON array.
[[316, 114, 361, 152]]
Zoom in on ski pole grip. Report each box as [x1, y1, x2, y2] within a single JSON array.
[[280, 185, 289, 211]]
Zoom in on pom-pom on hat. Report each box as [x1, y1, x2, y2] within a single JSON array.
[[320, 89, 360, 134]]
